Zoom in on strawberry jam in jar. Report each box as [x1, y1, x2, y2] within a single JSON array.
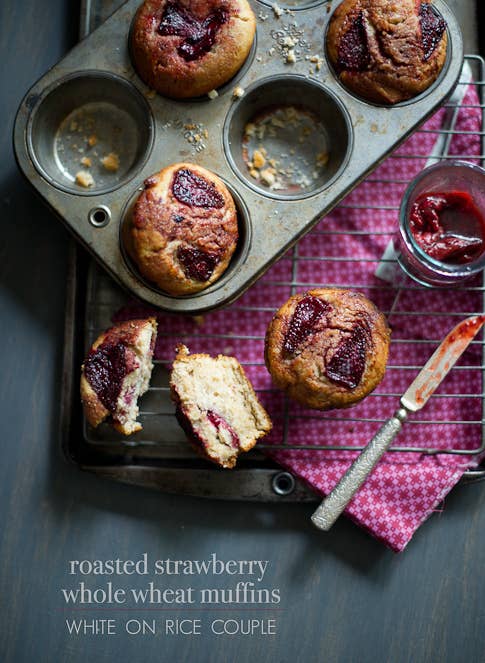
[[396, 162, 485, 286]]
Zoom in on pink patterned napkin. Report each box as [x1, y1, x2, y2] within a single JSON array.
[[115, 84, 483, 552]]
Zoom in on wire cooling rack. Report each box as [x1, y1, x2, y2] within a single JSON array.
[[83, 55, 485, 464]]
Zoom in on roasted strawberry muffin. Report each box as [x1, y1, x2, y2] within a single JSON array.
[[170, 345, 272, 468], [265, 289, 390, 410], [81, 318, 157, 434], [130, 163, 238, 296], [131, 0, 256, 98], [326, 0, 448, 104]]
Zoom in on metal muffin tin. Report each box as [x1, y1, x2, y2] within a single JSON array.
[[14, 0, 463, 314]]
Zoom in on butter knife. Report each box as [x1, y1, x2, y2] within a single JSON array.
[[311, 314, 485, 531]]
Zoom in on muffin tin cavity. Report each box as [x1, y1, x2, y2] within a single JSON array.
[[257, 0, 327, 10], [14, 0, 463, 313], [119, 179, 252, 299], [324, 2, 451, 107], [128, 18, 258, 102], [27, 72, 154, 195], [224, 76, 352, 200], [128, 1, 258, 101]]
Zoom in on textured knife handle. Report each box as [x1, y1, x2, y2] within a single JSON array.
[[311, 408, 408, 531]]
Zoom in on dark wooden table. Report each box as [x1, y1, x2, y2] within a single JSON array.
[[1, 2, 484, 662]]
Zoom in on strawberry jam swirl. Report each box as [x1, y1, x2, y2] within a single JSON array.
[[172, 168, 225, 208], [158, 1, 228, 62], [337, 3, 446, 71], [84, 343, 130, 411], [283, 295, 371, 389]]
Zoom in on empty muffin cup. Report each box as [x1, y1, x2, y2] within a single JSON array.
[[120, 177, 252, 299], [223, 75, 353, 200], [27, 71, 154, 195], [257, 0, 326, 10], [395, 161, 485, 287]]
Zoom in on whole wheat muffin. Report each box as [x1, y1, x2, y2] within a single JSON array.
[[326, 0, 447, 104], [81, 318, 157, 435], [131, 0, 256, 98], [265, 289, 391, 410], [170, 345, 272, 468], [130, 163, 238, 296]]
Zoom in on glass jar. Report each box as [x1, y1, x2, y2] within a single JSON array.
[[394, 161, 485, 287]]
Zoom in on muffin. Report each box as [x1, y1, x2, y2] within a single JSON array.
[[130, 163, 238, 296], [170, 345, 272, 468], [326, 0, 447, 104], [80, 318, 157, 435], [265, 289, 390, 410], [131, 0, 256, 98]]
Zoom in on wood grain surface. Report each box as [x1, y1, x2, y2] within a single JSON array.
[[0, 1, 484, 662]]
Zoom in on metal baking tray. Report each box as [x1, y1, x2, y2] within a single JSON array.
[[14, 0, 463, 314], [24, 0, 485, 501]]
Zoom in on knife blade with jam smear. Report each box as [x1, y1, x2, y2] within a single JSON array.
[[311, 314, 485, 532]]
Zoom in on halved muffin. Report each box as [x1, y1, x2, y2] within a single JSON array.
[[170, 345, 272, 468], [81, 318, 157, 435]]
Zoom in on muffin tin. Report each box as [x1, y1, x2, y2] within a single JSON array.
[[14, 0, 463, 314]]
